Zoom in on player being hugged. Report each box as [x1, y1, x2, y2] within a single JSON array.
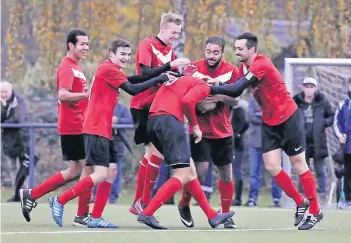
[[137, 71, 234, 230], [48, 38, 171, 228], [130, 12, 191, 215], [177, 36, 239, 229], [209, 32, 323, 230]]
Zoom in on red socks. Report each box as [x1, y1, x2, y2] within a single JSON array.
[[143, 177, 182, 216], [133, 157, 148, 203], [275, 170, 304, 206], [218, 179, 234, 213], [31, 172, 65, 199], [179, 183, 192, 207], [186, 179, 217, 219], [142, 155, 163, 205], [299, 170, 320, 214], [91, 181, 112, 218], [58, 176, 94, 205], [77, 189, 92, 217]]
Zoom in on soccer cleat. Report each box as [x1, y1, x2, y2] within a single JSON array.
[[178, 205, 194, 228], [87, 217, 118, 228], [49, 196, 64, 227], [294, 199, 309, 226], [137, 212, 167, 230], [73, 214, 91, 226], [129, 199, 145, 215], [208, 211, 235, 229], [20, 189, 38, 222], [223, 217, 236, 229], [244, 200, 257, 207], [298, 211, 324, 230]]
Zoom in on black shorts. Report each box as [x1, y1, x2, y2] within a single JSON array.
[[147, 115, 190, 169], [60, 134, 85, 161], [84, 134, 117, 167], [130, 108, 151, 145], [190, 136, 234, 166], [262, 110, 306, 156]]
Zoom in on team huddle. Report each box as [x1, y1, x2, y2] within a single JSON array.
[[19, 12, 324, 231]]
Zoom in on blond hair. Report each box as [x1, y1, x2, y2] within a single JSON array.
[[160, 12, 183, 26]]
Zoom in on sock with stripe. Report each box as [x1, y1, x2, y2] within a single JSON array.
[[218, 179, 234, 213], [133, 157, 148, 204], [141, 155, 163, 205], [58, 176, 94, 206]]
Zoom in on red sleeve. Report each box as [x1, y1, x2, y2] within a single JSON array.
[[229, 66, 240, 84], [104, 67, 128, 89], [137, 41, 153, 67], [182, 83, 210, 126], [58, 67, 74, 90], [248, 59, 268, 80]]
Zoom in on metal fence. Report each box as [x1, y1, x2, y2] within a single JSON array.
[[0, 123, 134, 188]]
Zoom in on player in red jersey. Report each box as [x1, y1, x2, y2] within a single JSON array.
[[130, 12, 191, 215], [177, 36, 239, 229], [20, 29, 90, 223], [137, 75, 234, 229], [48, 38, 171, 228], [209, 32, 323, 230]]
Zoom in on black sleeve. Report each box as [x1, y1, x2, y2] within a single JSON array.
[[120, 74, 169, 96], [127, 75, 152, 84], [210, 76, 258, 97], [140, 63, 172, 78]]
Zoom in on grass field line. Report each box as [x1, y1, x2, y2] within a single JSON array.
[[2, 227, 348, 235], [1, 203, 350, 213]]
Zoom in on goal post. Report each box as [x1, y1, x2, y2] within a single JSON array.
[[282, 58, 351, 208]]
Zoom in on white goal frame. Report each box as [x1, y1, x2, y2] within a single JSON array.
[[282, 58, 351, 207]]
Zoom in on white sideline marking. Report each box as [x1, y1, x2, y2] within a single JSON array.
[[1, 227, 347, 235]]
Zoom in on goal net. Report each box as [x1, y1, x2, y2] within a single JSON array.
[[282, 58, 351, 208]]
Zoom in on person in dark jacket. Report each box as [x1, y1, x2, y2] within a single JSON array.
[[1, 81, 38, 202], [231, 99, 249, 206], [293, 77, 335, 197], [334, 79, 351, 207]]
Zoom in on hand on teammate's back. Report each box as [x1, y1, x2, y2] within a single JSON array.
[[170, 57, 191, 68], [339, 134, 347, 144]]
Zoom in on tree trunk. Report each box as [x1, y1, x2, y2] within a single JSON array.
[[172, 0, 187, 58]]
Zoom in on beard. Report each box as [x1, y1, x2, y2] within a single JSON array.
[[206, 58, 221, 69]]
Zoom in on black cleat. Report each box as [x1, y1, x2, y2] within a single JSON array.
[[298, 211, 324, 230], [20, 189, 37, 222], [294, 199, 309, 226], [178, 205, 194, 228], [137, 212, 167, 230], [73, 214, 91, 226], [208, 211, 235, 229], [223, 217, 236, 229]]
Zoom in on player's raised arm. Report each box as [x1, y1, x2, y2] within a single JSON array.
[[209, 73, 258, 98], [120, 74, 170, 96]]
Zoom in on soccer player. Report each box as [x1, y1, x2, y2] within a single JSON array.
[[177, 36, 239, 229], [137, 75, 234, 230], [130, 12, 191, 214], [209, 32, 323, 230], [48, 38, 171, 228], [19, 29, 90, 223]]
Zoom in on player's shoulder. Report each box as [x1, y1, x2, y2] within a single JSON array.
[[221, 60, 239, 71], [254, 53, 273, 66], [138, 36, 156, 47], [193, 59, 206, 67], [97, 60, 123, 75], [58, 57, 79, 70]]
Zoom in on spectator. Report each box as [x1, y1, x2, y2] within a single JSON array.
[[293, 77, 335, 200], [231, 99, 249, 206], [244, 94, 282, 207], [0, 81, 38, 202], [92, 103, 132, 203], [333, 79, 351, 207]]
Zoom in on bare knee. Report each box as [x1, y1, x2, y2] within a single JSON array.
[[290, 152, 309, 175], [90, 166, 109, 184], [145, 143, 163, 160], [218, 164, 232, 182], [107, 164, 117, 183], [61, 161, 83, 181], [263, 150, 283, 176]]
